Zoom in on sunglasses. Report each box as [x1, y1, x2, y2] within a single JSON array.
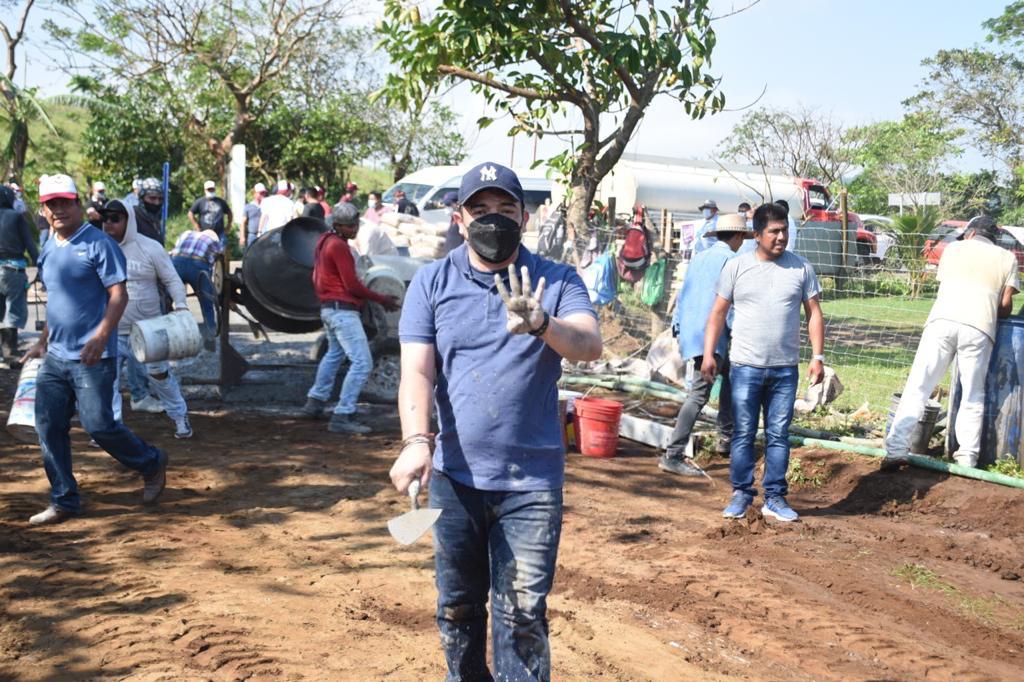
[[102, 214, 126, 223]]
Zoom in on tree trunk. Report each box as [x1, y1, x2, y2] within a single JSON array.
[[7, 120, 28, 181]]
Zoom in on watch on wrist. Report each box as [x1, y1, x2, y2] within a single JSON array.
[[812, 354, 825, 362], [528, 312, 550, 337]]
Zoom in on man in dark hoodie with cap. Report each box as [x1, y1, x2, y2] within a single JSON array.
[[0, 184, 38, 365], [389, 162, 602, 681]]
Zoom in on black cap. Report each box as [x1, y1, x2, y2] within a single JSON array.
[[99, 199, 129, 217], [459, 162, 524, 206]]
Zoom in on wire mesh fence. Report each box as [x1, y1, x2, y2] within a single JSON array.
[[532, 205, 1024, 420]]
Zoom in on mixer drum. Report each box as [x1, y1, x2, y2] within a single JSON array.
[[240, 217, 329, 333]]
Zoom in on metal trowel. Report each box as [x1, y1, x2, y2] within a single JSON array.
[[387, 479, 441, 545]]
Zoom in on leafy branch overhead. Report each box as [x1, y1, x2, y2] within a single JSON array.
[[376, 0, 725, 235]]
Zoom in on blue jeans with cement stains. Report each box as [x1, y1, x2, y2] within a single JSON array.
[[429, 470, 563, 682]]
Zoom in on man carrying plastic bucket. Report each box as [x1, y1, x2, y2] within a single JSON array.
[[21, 174, 168, 526], [702, 202, 825, 523], [885, 216, 1019, 470], [389, 162, 602, 680], [100, 199, 194, 439], [661, 213, 753, 477]]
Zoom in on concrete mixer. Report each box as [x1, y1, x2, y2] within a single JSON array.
[[215, 217, 421, 402]]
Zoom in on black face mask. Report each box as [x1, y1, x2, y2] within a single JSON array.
[[467, 213, 522, 264], [143, 201, 162, 217]]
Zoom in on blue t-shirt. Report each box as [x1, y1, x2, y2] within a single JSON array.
[[38, 222, 126, 361], [399, 245, 597, 492], [673, 240, 736, 360]]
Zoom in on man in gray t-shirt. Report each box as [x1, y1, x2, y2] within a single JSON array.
[[702, 202, 825, 523]]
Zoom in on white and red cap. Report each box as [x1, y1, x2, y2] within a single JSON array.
[[38, 174, 79, 203], [276, 179, 291, 193], [253, 182, 267, 194]]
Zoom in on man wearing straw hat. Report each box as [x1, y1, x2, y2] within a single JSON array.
[[389, 162, 602, 680], [661, 213, 752, 477], [22, 174, 168, 526]]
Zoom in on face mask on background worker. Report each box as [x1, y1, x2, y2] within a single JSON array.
[[702, 208, 712, 219], [467, 213, 522, 264]]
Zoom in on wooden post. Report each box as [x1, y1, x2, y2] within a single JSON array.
[[660, 208, 669, 251], [840, 189, 849, 268]]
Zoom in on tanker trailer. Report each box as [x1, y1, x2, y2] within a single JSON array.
[[218, 217, 418, 402]]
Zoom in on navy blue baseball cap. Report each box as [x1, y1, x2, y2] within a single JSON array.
[[458, 162, 524, 206]]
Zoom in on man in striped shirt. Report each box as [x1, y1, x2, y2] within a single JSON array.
[[171, 229, 223, 336]]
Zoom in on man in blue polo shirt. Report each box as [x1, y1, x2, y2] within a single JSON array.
[[22, 174, 168, 526], [389, 163, 602, 681]]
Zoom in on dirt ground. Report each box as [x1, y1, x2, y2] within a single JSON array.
[[2, 389, 1024, 680]]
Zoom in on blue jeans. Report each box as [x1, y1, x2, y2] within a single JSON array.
[[729, 364, 799, 499], [35, 354, 162, 512], [306, 308, 372, 415], [0, 266, 28, 329], [172, 256, 216, 334], [116, 335, 150, 404], [430, 471, 562, 682]]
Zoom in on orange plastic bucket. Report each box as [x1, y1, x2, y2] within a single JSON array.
[[573, 396, 623, 458]]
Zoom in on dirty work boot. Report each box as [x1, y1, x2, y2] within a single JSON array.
[[658, 454, 706, 477], [1, 328, 20, 369], [328, 413, 371, 435], [880, 450, 909, 471], [142, 450, 169, 504], [301, 397, 328, 419], [715, 437, 731, 457], [29, 505, 78, 526]]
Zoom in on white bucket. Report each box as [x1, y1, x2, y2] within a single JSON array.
[[7, 358, 42, 443], [130, 311, 203, 363]]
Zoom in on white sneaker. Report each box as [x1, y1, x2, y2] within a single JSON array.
[[173, 414, 193, 439], [131, 396, 164, 413]]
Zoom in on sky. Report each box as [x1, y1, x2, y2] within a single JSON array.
[[13, 0, 1010, 173], [439, 0, 1009, 171]]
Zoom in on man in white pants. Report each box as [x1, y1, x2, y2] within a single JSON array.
[[100, 200, 194, 438], [885, 216, 1019, 469]]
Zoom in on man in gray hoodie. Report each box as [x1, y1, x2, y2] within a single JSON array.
[[100, 200, 194, 438]]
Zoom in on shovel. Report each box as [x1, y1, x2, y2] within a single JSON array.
[[387, 479, 441, 545]]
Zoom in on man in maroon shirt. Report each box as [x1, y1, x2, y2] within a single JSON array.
[[302, 203, 399, 433]]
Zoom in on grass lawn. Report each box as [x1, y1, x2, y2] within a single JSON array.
[[804, 295, 946, 414]]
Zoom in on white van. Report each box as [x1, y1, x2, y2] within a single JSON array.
[[383, 165, 553, 227]]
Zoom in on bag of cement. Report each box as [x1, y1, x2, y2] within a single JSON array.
[[794, 366, 843, 413], [647, 329, 685, 386], [422, 221, 451, 237], [413, 234, 446, 250], [380, 212, 414, 228], [398, 223, 422, 238]]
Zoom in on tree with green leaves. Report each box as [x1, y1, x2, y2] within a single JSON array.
[[376, 0, 724, 236], [1, 0, 61, 181], [907, 3, 1024, 174], [846, 112, 961, 213], [719, 106, 856, 188], [50, 0, 358, 175]]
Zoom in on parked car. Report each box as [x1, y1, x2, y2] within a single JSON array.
[[923, 220, 968, 267], [923, 220, 1024, 270], [857, 214, 898, 263]]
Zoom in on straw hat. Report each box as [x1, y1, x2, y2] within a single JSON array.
[[706, 213, 753, 238]]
